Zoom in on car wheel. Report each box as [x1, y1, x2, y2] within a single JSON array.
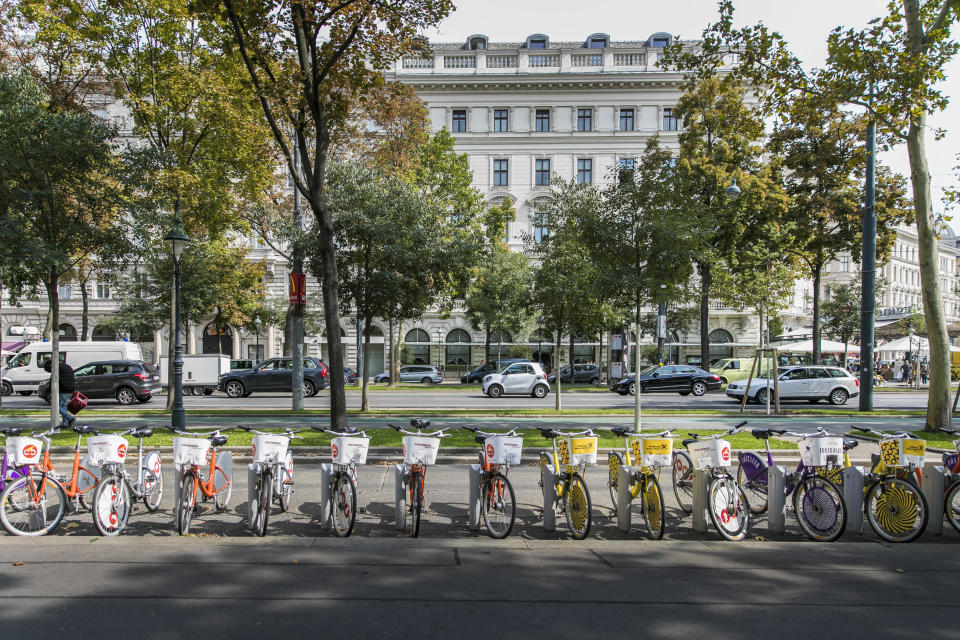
[[828, 388, 849, 406], [116, 386, 137, 405], [532, 384, 548, 398], [203, 388, 213, 396], [755, 389, 769, 405], [487, 384, 504, 399], [421, 377, 432, 384], [617, 391, 628, 396], [691, 381, 708, 396], [225, 380, 245, 399], [679, 391, 690, 396], [720, 377, 728, 385], [41, 393, 50, 404], [589, 377, 599, 386], [302, 380, 315, 397], [629, 382, 637, 396], [0, 381, 11, 396], [17, 391, 32, 396]]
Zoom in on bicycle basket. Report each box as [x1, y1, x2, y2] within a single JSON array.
[[8, 437, 42, 466], [687, 439, 732, 470], [402, 436, 440, 465], [879, 438, 926, 468], [799, 436, 843, 467], [172, 437, 211, 467], [631, 437, 673, 467], [484, 435, 523, 465], [87, 434, 128, 466], [332, 436, 370, 465], [558, 436, 598, 466], [251, 434, 289, 465]]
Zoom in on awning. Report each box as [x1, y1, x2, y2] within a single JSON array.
[[1, 341, 25, 352], [877, 336, 960, 353], [777, 339, 860, 354]]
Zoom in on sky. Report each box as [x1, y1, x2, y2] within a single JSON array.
[[426, 0, 959, 207]]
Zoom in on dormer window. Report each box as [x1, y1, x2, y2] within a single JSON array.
[[647, 32, 672, 48], [467, 34, 488, 50], [526, 34, 549, 49], [586, 33, 609, 49]]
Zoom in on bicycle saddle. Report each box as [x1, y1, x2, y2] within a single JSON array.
[[210, 435, 228, 447], [474, 435, 486, 445], [410, 418, 430, 429], [0, 427, 23, 436], [611, 427, 636, 437], [538, 428, 558, 439], [73, 424, 97, 435], [751, 428, 785, 439], [681, 438, 698, 447], [843, 438, 859, 451], [132, 427, 154, 438]]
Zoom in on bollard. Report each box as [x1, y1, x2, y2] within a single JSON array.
[[692, 469, 709, 533], [766, 465, 787, 534], [318, 463, 332, 530], [468, 464, 482, 531], [394, 464, 407, 531], [542, 464, 556, 532], [616, 465, 633, 533], [172, 465, 182, 522], [843, 465, 865, 535], [922, 464, 945, 535], [246, 464, 257, 530]]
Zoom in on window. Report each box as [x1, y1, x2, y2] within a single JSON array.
[[405, 328, 430, 364], [528, 38, 547, 49], [535, 159, 551, 186], [493, 109, 508, 132], [651, 36, 670, 47], [589, 37, 608, 48], [619, 157, 635, 170], [576, 159, 592, 184], [533, 212, 549, 244], [840, 255, 849, 272], [535, 109, 550, 132], [96, 282, 110, 299], [58, 284, 72, 300], [619, 108, 635, 131], [577, 108, 592, 132], [468, 36, 487, 50], [493, 159, 509, 187], [452, 109, 467, 132], [663, 108, 677, 131]]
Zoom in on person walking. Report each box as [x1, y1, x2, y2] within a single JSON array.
[[901, 361, 913, 387], [895, 361, 903, 383], [920, 362, 929, 385], [44, 359, 76, 428]]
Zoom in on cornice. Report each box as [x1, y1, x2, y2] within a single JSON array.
[[388, 72, 687, 92]]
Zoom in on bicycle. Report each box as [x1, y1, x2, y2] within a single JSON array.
[[170, 427, 233, 535], [313, 426, 370, 537], [0, 427, 32, 495], [672, 422, 748, 514], [852, 426, 929, 543], [90, 426, 164, 536], [390, 419, 451, 538], [736, 427, 848, 541], [606, 426, 676, 539], [681, 424, 751, 541], [537, 427, 597, 540], [464, 426, 522, 539], [938, 428, 960, 534], [240, 426, 301, 537]]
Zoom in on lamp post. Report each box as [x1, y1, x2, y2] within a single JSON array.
[[254, 319, 262, 365], [165, 224, 190, 431], [657, 284, 667, 365], [859, 110, 877, 410]]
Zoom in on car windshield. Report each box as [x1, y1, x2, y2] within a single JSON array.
[[712, 359, 730, 370], [8, 353, 29, 367], [637, 366, 658, 377]]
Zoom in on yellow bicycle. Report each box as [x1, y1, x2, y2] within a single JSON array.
[[607, 427, 675, 539], [538, 428, 597, 539]]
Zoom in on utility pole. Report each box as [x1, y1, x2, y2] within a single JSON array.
[[291, 140, 304, 411], [859, 115, 876, 411]]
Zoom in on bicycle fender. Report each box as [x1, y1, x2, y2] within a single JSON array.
[[143, 452, 163, 490], [737, 452, 768, 486], [214, 452, 232, 493]]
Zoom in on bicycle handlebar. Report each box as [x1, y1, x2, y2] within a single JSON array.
[[168, 427, 231, 438], [852, 426, 913, 440], [462, 426, 522, 438], [238, 425, 303, 438], [538, 427, 595, 439], [312, 426, 369, 438], [389, 424, 452, 438]]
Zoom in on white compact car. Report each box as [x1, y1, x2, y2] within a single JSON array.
[[725, 365, 860, 405], [482, 361, 551, 398]]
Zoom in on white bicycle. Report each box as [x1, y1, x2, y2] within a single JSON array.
[[240, 426, 301, 537]]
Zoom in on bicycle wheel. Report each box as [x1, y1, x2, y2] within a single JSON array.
[[945, 480, 960, 535], [407, 471, 422, 538], [0, 473, 67, 536], [865, 477, 928, 543], [736, 455, 769, 515], [177, 473, 196, 535], [214, 472, 232, 511], [278, 451, 294, 513], [640, 474, 665, 540], [331, 471, 357, 537], [92, 473, 131, 537], [707, 476, 749, 541], [792, 475, 846, 542], [608, 452, 625, 510], [564, 473, 592, 540], [143, 453, 163, 512], [672, 450, 694, 513], [255, 468, 272, 537], [481, 472, 516, 539]]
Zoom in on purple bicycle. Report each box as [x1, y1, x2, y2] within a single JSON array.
[[737, 428, 849, 542], [1, 426, 32, 493]]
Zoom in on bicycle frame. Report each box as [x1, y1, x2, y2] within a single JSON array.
[[739, 435, 847, 498], [617, 430, 672, 500], [182, 446, 230, 502], [0, 443, 30, 491]]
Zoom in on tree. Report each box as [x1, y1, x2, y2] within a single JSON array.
[[822, 279, 862, 366], [465, 248, 533, 363]]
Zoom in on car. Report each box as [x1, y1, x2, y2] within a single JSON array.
[[610, 365, 721, 396], [344, 367, 358, 385], [481, 361, 550, 398], [373, 365, 443, 384], [460, 359, 526, 384], [39, 360, 161, 405], [217, 357, 328, 398], [724, 365, 860, 405], [547, 364, 601, 385]]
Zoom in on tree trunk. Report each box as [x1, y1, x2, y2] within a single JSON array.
[[46, 273, 60, 427], [569, 332, 575, 382], [698, 260, 711, 369], [387, 318, 393, 388], [283, 304, 294, 356], [361, 316, 372, 412], [554, 328, 563, 411], [484, 325, 491, 362], [389, 319, 401, 387], [43, 306, 53, 340], [166, 277, 175, 410], [812, 261, 822, 365], [80, 278, 89, 340], [313, 207, 347, 429]]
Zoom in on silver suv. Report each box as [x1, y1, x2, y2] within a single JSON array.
[[482, 361, 550, 398], [374, 365, 443, 384]]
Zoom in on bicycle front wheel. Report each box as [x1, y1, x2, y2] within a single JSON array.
[[865, 477, 928, 543], [255, 468, 272, 537], [945, 480, 960, 535], [672, 451, 694, 514], [608, 452, 625, 510], [481, 472, 516, 539], [564, 474, 592, 540], [707, 476, 750, 541], [177, 473, 196, 536], [331, 471, 357, 537], [736, 459, 769, 515], [640, 474, 665, 540], [92, 473, 131, 537], [792, 475, 846, 542], [407, 471, 422, 538], [0, 473, 67, 537], [142, 453, 163, 513]]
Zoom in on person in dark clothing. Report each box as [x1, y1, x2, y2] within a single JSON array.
[[44, 359, 76, 427]]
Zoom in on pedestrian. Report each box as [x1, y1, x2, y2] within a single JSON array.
[[901, 361, 912, 386], [895, 361, 903, 383], [44, 358, 76, 428], [920, 362, 928, 385]]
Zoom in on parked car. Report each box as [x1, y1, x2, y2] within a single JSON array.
[[460, 359, 526, 384], [39, 360, 161, 405], [373, 365, 443, 384], [344, 367, 358, 385], [725, 365, 859, 405], [610, 365, 721, 396], [218, 357, 328, 398], [5, 341, 142, 395], [482, 361, 550, 398], [547, 364, 601, 385]]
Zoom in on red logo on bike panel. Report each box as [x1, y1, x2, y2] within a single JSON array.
[[117, 444, 127, 458], [486, 444, 495, 460], [22, 444, 37, 458], [251, 443, 256, 458], [331, 443, 339, 459], [721, 446, 730, 463]]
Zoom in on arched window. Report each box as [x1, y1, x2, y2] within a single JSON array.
[[530, 328, 553, 343], [707, 328, 734, 365], [58, 323, 78, 342], [203, 322, 234, 357], [467, 34, 488, 50], [365, 325, 384, 337], [405, 328, 430, 343], [446, 329, 471, 343], [404, 328, 430, 364], [489, 330, 512, 344], [525, 34, 549, 49], [92, 324, 116, 342], [445, 329, 471, 366], [585, 33, 609, 48]]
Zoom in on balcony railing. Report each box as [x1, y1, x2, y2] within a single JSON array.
[[487, 55, 518, 68], [571, 54, 602, 67], [444, 55, 476, 69], [528, 54, 560, 67]]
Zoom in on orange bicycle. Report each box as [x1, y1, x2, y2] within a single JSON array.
[[463, 426, 522, 538], [389, 420, 451, 538], [170, 427, 233, 535]]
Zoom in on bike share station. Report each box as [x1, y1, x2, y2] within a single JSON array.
[[614, 435, 673, 534], [316, 434, 369, 531], [244, 432, 291, 531], [171, 436, 232, 522], [467, 433, 523, 531], [540, 434, 598, 533], [394, 434, 442, 530]]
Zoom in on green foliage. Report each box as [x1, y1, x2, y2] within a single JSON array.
[[821, 279, 862, 347], [464, 248, 532, 358]]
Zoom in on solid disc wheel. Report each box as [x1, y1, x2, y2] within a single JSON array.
[[641, 475, 666, 540], [177, 474, 196, 536], [865, 478, 928, 543], [278, 453, 294, 513], [608, 452, 625, 510], [407, 472, 422, 538], [481, 473, 516, 539], [255, 469, 272, 537], [672, 451, 694, 514], [564, 474, 592, 540], [707, 477, 749, 541], [945, 481, 960, 535], [331, 472, 357, 537], [93, 474, 131, 537], [792, 475, 846, 542], [0, 473, 67, 537], [214, 470, 232, 511], [143, 458, 164, 513], [737, 463, 769, 515]]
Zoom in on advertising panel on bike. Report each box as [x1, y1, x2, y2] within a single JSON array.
[[879, 438, 926, 468], [87, 434, 128, 466], [631, 437, 673, 467], [799, 436, 843, 467], [251, 434, 290, 465], [8, 437, 42, 466], [173, 437, 211, 467], [484, 436, 523, 465], [558, 436, 598, 466], [687, 439, 732, 470], [402, 436, 441, 465], [332, 436, 370, 465]]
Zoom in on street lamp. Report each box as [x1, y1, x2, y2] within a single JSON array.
[[165, 224, 190, 431], [254, 319, 262, 364], [435, 328, 442, 372], [725, 178, 741, 199]]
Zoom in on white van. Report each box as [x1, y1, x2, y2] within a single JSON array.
[[2, 341, 143, 395]]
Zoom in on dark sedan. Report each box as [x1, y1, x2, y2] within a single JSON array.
[[40, 360, 161, 405], [344, 367, 358, 385], [547, 364, 601, 385], [218, 357, 328, 398], [610, 365, 721, 397]]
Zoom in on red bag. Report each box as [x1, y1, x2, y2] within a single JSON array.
[[67, 391, 88, 415]]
